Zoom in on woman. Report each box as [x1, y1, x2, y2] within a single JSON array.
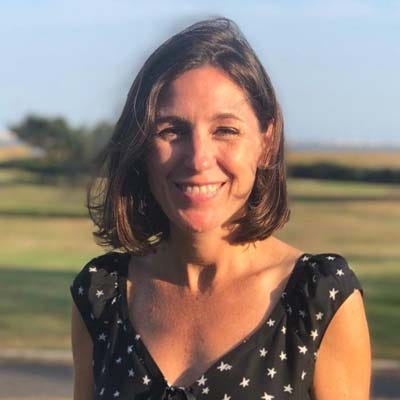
[[70, 18, 371, 400]]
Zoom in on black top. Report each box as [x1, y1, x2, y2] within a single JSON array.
[[70, 252, 363, 400]]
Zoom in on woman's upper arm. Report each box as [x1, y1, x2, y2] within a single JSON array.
[[71, 301, 95, 400], [311, 289, 371, 400]]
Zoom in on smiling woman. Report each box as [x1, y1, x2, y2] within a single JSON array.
[[85, 18, 288, 254], [146, 66, 271, 235], [70, 18, 371, 400]]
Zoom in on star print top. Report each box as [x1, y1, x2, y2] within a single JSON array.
[[70, 251, 364, 400]]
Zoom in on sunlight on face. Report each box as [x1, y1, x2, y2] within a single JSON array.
[[145, 66, 270, 234]]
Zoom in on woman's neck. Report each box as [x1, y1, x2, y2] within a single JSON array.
[[152, 227, 280, 294]]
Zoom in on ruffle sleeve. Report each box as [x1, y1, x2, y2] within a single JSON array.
[[69, 252, 124, 342], [286, 253, 363, 343], [282, 252, 364, 390]]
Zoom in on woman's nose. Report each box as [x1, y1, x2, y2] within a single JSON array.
[[183, 129, 214, 172]]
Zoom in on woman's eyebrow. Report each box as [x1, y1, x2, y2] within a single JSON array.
[[154, 115, 192, 126], [155, 113, 243, 125], [210, 112, 243, 122]]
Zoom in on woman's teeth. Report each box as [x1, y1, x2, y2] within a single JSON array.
[[178, 183, 222, 195]]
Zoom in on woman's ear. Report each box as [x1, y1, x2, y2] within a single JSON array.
[[257, 121, 274, 170]]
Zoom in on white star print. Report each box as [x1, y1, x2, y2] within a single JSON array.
[[128, 369, 134, 377], [110, 271, 118, 277], [261, 392, 274, 400], [286, 305, 293, 315], [77, 252, 344, 398], [279, 351, 287, 361], [89, 266, 97, 272], [298, 345, 308, 354], [267, 318, 275, 327], [90, 312, 95, 320], [329, 288, 339, 300], [301, 255, 310, 262], [113, 390, 120, 397], [99, 387, 105, 396], [115, 357, 122, 364], [310, 329, 319, 341], [239, 377, 250, 387], [259, 347, 268, 357], [299, 309, 306, 318], [135, 334, 141, 340], [98, 333, 107, 341], [316, 311, 324, 320], [197, 375, 207, 386], [78, 286, 84, 295], [267, 368, 277, 378], [117, 318, 123, 324], [314, 351, 318, 360], [327, 256, 336, 261], [101, 365, 106, 374], [281, 291, 287, 299], [217, 361, 232, 371], [283, 384, 293, 394], [111, 297, 117, 304]]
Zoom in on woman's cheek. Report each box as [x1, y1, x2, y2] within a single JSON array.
[[223, 144, 259, 174], [146, 143, 174, 174]]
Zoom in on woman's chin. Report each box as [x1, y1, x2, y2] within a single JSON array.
[[176, 210, 223, 234]]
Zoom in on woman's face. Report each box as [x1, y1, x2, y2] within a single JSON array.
[[145, 65, 271, 234]]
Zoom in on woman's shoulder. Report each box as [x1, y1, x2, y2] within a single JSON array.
[[291, 251, 363, 300], [301, 252, 362, 293], [71, 251, 130, 283], [284, 251, 364, 345], [70, 252, 130, 323]]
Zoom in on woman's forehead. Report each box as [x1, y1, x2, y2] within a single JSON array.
[[156, 67, 254, 120]]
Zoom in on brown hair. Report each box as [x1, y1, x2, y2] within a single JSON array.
[[87, 17, 290, 255]]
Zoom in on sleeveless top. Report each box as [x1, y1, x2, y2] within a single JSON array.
[[70, 251, 363, 400]]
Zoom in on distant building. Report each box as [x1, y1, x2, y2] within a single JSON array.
[[0, 131, 44, 161]]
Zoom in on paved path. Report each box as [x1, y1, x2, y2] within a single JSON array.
[[0, 359, 399, 399], [0, 360, 72, 399]]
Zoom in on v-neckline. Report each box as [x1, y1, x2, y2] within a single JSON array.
[[119, 252, 309, 390]]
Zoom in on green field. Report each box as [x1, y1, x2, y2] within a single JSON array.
[[0, 167, 399, 359]]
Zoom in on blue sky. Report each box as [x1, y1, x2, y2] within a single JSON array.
[[1, 0, 399, 146]]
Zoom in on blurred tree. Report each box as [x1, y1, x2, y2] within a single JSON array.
[[10, 115, 78, 162], [88, 121, 114, 158], [9, 115, 114, 169]]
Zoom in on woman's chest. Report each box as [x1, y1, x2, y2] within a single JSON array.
[[126, 279, 279, 386]]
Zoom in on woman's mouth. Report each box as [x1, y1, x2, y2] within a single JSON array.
[[173, 182, 226, 201]]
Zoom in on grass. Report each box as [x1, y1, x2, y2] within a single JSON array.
[[0, 167, 399, 359], [286, 150, 400, 169], [0, 169, 87, 218], [0, 267, 74, 349]]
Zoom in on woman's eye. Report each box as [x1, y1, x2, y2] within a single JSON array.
[[156, 127, 180, 139], [215, 127, 239, 136]]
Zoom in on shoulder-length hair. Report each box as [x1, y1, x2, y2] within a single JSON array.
[[87, 17, 290, 255]]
